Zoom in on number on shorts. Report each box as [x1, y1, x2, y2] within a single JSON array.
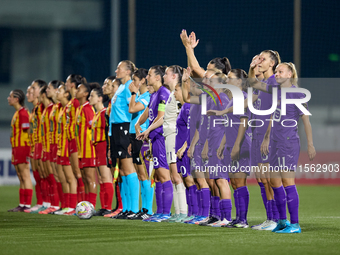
[[273, 108, 282, 122], [278, 156, 286, 167], [180, 166, 187, 176], [153, 157, 159, 167]]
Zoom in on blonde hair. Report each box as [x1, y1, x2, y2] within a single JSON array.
[[282, 62, 298, 86]]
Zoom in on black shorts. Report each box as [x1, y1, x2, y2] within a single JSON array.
[[129, 134, 143, 165], [110, 123, 132, 166]]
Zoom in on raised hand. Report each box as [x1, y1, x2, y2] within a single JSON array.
[[182, 66, 192, 82], [180, 29, 191, 48], [189, 31, 199, 49], [250, 55, 262, 68]]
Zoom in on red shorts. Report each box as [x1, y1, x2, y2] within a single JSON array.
[[50, 144, 58, 163], [12, 146, 30, 165], [68, 138, 78, 154], [94, 141, 107, 167], [33, 143, 43, 160], [42, 151, 51, 162], [57, 156, 71, 166], [79, 157, 96, 168]]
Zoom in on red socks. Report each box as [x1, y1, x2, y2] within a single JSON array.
[[24, 189, 33, 206], [99, 184, 105, 209], [56, 182, 64, 208], [70, 193, 77, 209], [19, 188, 25, 205], [77, 178, 85, 202], [33, 171, 43, 205], [47, 174, 60, 207], [89, 192, 97, 208], [103, 182, 114, 210], [64, 193, 70, 208]]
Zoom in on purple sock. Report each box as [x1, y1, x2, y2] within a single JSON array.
[[258, 182, 267, 210], [273, 186, 287, 220], [220, 199, 232, 221], [209, 194, 213, 217], [189, 185, 198, 216], [186, 188, 192, 216], [271, 200, 279, 221], [266, 200, 273, 220], [162, 180, 173, 215], [285, 185, 299, 224], [201, 188, 210, 217], [155, 182, 163, 214], [197, 189, 202, 216], [237, 186, 249, 222], [213, 196, 221, 219], [233, 190, 239, 220]]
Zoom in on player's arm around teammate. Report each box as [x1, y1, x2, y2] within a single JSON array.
[[7, 90, 33, 212]]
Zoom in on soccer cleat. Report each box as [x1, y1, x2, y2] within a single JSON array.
[[104, 208, 122, 218], [185, 216, 205, 224], [233, 220, 249, 228], [64, 209, 76, 215], [8, 206, 23, 212], [195, 216, 209, 225], [93, 208, 111, 216], [251, 220, 267, 230], [128, 209, 151, 220], [50, 208, 63, 215], [272, 219, 291, 232], [54, 207, 70, 215], [30, 206, 47, 214], [180, 215, 195, 223], [173, 213, 188, 223], [223, 219, 240, 228], [143, 213, 162, 222], [260, 220, 278, 231], [211, 219, 232, 227], [39, 207, 59, 214], [24, 204, 42, 213], [114, 211, 134, 219], [150, 214, 171, 222], [275, 223, 301, 234], [162, 214, 179, 222], [199, 216, 220, 226]]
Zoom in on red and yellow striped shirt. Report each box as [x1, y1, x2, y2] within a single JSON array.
[[49, 103, 62, 145], [33, 103, 44, 144], [11, 107, 30, 148], [65, 98, 80, 141], [57, 106, 69, 157], [41, 103, 53, 153], [76, 102, 95, 159], [92, 107, 107, 145], [29, 107, 35, 148]]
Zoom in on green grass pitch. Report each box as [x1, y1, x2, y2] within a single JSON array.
[[1, 185, 339, 255]]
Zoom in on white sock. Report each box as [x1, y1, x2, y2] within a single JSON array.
[[176, 183, 187, 214], [25, 205, 31, 208], [43, 202, 51, 208], [172, 184, 180, 215], [19, 204, 25, 207]]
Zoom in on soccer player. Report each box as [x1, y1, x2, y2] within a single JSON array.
[[65, 74, 85, 202], [46, 80, 65, 213], [24, 85, 43, 213], [180, 29, 231, 77], [137, 65, 172, 222], [251, 62, 316, 233], [38, 85, 60, 214], [110, 60, 140, 219], [218, 69, 252, 228], [102, 76, 124, 218], [30, 80, 49, 213], [7, 90, 33, 212], [126, 68, 154, 220], [75, 82, 98, 209], [54, 84, 78, 215], [89, 87, 114, 216]]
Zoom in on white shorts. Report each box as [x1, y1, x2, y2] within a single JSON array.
[[165, 133, 177, 164]]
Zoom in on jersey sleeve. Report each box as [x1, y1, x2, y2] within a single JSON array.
[[20, 110, 30, 130], [157, 88, 169, 112], [85, 106, 95, 128], [139, 93, 150, 108], [125, 83, 132, 104]]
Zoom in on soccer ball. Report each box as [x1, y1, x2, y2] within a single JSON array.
[[76, 201, 94, 219]]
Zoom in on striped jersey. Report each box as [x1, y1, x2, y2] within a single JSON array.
[[76, 102, 95, 159], [10, 107, 30, 148], [65, 98, 80, 141], [33, 103, 45, 144], [41, 103, 53, 153], [29, 107, 35, 147], [49, 103, 62, 145], [57, 106, 69, 157], [92, 107, 106, 145]]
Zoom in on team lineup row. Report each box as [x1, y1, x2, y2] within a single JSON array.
[[7, 29, 316, 233]]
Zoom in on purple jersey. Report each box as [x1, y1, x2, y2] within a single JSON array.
[[148, 86, 170, 140], [207, 93, 230, 156], [176, 103, 190, 151], [189, 104, 201, 144], [253, 74, 279, 136], [271, 85, 306, 142], [225, 91, 251, 150]]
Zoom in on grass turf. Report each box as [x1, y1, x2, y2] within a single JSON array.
[[0, 185, 339, 255]]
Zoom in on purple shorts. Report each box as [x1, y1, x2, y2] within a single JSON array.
[[225, 146, 251, 176], [270, 138, 300, 171], [208, 152, 229, 180], [151, 136, 169, 170], [251, 133, 271, 166], [177, 151, 190, 178]]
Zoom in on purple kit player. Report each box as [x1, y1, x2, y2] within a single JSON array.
[[136, 65, 172, 222], [251, 62, 316, 233], [217, 69, 251, 228], [248, 51, 282, 230]]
